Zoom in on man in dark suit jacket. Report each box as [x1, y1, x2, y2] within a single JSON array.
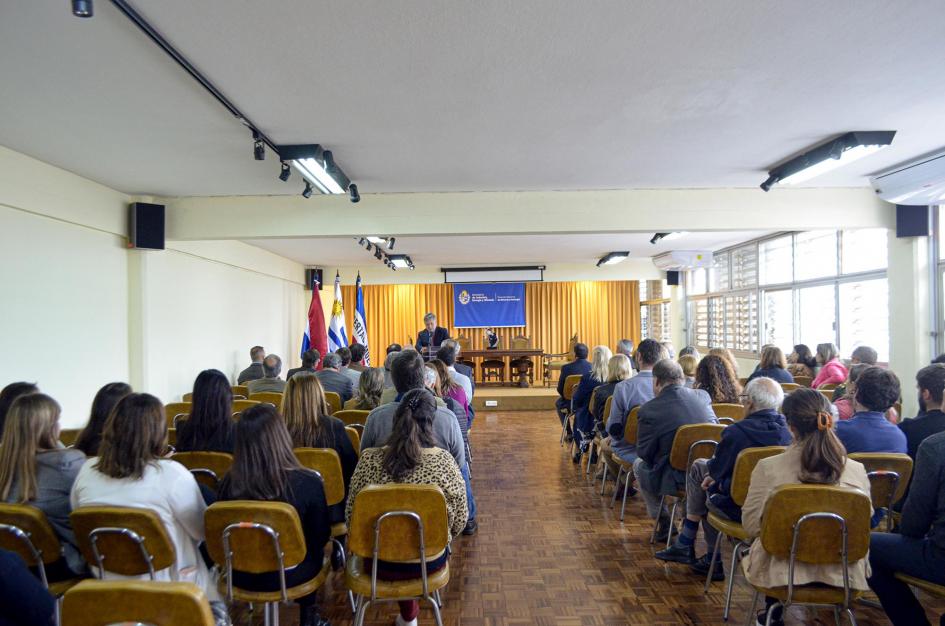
[[415, 313, 450, 355], [287, 349, 320, 380], [633, 359, 717, 539], [237, 345, 266, 384], [900, 364, 945, 461], [555, 343, 592, 426], [315, 353, 355, 403]]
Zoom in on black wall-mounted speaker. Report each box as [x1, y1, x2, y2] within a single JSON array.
[[896, 204, 931, 238], [128, 202, 165, 250], [666, 270, 681, 286], [305, 268, 324, 291]]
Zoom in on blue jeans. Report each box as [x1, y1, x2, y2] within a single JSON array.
[[868, 532, 945, 626], [461, 463, 477, 521]]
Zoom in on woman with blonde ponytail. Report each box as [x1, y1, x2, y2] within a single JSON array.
[[739, 388, 872, 625]]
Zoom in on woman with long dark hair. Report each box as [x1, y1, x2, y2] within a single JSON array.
[[0, 381, 38, 440], [74, 382, 132, 456], [217, 404, 331, 626], [176, 370, 235, 453], [345, 388, 467, 626], [740, 388, 871, 625], [694, 354, 742, 404], [787, 344, 817, 380]]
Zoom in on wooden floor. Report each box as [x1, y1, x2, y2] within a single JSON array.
[[268, 409, 940, 625]]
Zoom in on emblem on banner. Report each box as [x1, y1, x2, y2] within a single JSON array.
[[458, 289, 471, 305]]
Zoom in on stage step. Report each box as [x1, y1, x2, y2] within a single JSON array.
[[471, 388, 558, 412]]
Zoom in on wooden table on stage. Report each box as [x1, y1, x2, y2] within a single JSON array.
[[460, 349, 544, 388]]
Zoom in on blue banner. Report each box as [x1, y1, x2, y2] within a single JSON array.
[[453, 283, 526, 328]]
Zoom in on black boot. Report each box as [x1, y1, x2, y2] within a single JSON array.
[[299, 605, 331, 626]]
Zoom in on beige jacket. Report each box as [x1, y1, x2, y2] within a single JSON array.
[[741, 445, 872, 590]]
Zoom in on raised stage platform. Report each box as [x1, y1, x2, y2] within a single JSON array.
[[471, 386, 558, 412]]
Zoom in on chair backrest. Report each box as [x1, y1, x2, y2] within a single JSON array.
[[62, 580, 215, 626], [204, 501, 308, 573], [729, 446, 787, 506], [456, 336, 471, 351], [780, 383, 801, 393], [562, 374, 582, 401], [324, 391, 342, 414], [602, 396, 614, 423], [511, 335, 531, 350], [171, 451, 234, 489], [232, 398, 261, 417], [817, 389, 834, 401], [347, 484, 449, 562], [623, 406, 640, 445], [848, 452, 914, 509], [669, 423, 726, 471], [0, 503, 64, 567], [182, 392, 194, 402], [164, 402, 192, 428], [346, 426, 362, 457], [293, 448, 345, 506], [793, 375, 813, 388], [248, 391, 283, 405], [59, 428, 81, 447], [334, 409, 370, 427], [819, 383, 839, 391], [711, 403, 745, 422], [71, 507, 176, 577], [232, 385, 250, 397], [567, 334, 579, 353], [759, 484, 871, 564]]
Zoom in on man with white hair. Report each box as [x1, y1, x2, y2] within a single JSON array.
[[615, 338, 638, 372], [655, 376, 792, 580]]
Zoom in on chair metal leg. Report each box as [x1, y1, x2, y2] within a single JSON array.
[[833, 606, 842, 626], [585, 441, 595, 476], [54, 597, 62, 626], [744, 591, 759, 626], [704, 530, 724, 594], [764, 602, 780, 626], [650, 495, 667, 544], [271, 602, 279, 626], [666, 498, 681, 548], [560, 417, 568, 445], [353, 597, 369, 626], [428, 595, 445, 626], [348, 590, 357, 614], [263, 603, 272, 626], [619, 471, 632, 521], [723, 541, 745, 621], [610, 466, 625, 507], [845, 608, 857, 626], [599, 461, 609, 495], [434, 588, 443, 608]]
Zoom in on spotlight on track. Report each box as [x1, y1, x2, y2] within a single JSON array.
[[279, 162, 291, 182], [387, 237, 395, 250], [348, 183, 360, 203], [72, 0, 93, 17], [358, 237, 367, 248], [253, 131, 265, 161], [302, 181, 313, 198], [374, 246, 383, 260]]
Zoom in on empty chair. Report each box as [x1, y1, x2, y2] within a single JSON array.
[[509, 335, 535, 384], [848, 452, 913, 531], [480, 336, 507, 384], [712, 403, 744, 424], [247, 391, 283, 406], [171, 451, 234, 490], [62, 579, 215, 626], [793, 375, 813, 388], [334, 409, 370, 428]]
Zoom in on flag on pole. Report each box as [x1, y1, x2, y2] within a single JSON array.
[[302, 274, 328, 363], [353, 273, 370, 366], [327, 272, 348, 352]]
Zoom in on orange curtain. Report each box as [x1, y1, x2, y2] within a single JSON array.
[[342, 281, 640, 372]]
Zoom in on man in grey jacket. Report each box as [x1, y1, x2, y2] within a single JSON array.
[[315, 353, 355, 403]]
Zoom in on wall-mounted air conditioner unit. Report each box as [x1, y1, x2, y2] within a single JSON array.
[[870, 149, 945, 205], [652, 250, 712, 271]]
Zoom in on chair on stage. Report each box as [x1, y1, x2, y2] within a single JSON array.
[[481, 336, 507, 384], [509, 335, 535, 385], [455, 335, 474, 368], [542, 333, 579, 387]]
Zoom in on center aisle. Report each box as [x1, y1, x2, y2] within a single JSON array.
[[315, 409, 901, 625]]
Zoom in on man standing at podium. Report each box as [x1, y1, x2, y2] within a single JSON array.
[[416, 312, 450, 356]]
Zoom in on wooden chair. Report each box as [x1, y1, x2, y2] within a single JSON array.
[[712, 403, 745, 425], [586, 394, 614, 476], [182, 392, 194, 402], [849, 452, 913, 532], [346, 484, 451, 626], [325, 391, 343, 414], [346, 426, 362, 457], [651, 423, 726, 547], [232, 398, 260, 417], [793, 375, 813, 388], [0, 503, 87, 625], [62, 580, 215, 626], [818, 382, 839, 391], [232, 384, 250, 397], [59, 428, 81, 447], [480, 336, 507, 384], [559, 374, 584, 445], [745, 484, 871, 626], [164, 402, 192, 428], [70, 507, 176, 579], [205, 501, 331, 626], [609, 407, 641, 521], [780, 382, 801, 393], [335, 409, 370, 428], [509, 335, 535, 384], [543, 333, 579, 387], [703, 446, 787, 620], [171, 451, 234, 490], [248, 391, 283, 406], [817, 389, 835, 402]]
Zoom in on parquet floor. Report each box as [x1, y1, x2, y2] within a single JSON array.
[[266, 409, 942, 625]]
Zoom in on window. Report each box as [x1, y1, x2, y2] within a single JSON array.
[[691, 299, 709, 347], [796, 284, 836, 349], [730, 244, 758, 289], [839, 278, 889, 362], [841, 229, 888, 274], [689, 268, 707, 295], [760, 235, 793, 285], [710, 252, 730, 292], [794, 230, 838, 281], [640, 280, 671, 343], [763, 289, 793, 349]]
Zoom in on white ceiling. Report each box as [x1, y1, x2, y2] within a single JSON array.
[[247, 231, 771, 267], [2, 2, 945, 196]]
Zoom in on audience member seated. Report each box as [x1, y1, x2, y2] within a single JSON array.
[[661, 341, 676, 360], [382, 349, 400, 388], [678, 345, 701, 360], [655, 378, 792, 576], [786, 343, 817, 380], [605, 339, 664, 467], [933, 353, 945, 365], [246, 354, 287, 394], [695, 354, 742, 404], [678, 354, 698, 388], [70, 393, 218, 598], [811, 342, 848, 389], [436, 345, 473, 404], [616, 338, 639, 372], [73, 382, 132, 457], [423, 364, 472, 478], [237, 345, 266, 384], [708, 347, 740, 378], [740, 388, 870, 625], [0, 393, 86, 578], [747, 346, 794, 384], [348, 342, 368, 373], [217, 404, 332, 626], [287, 349, 320, 380], [314, 353, 354, 404], [344, 367, 385, 411], [441, 339, 476, 425], [336, 347, 361, 387], [176, 370, 236, 453], [833, 363, 898, 423], [900, 364, 945, 460], [571, 345, 612, 461], [282, 373, 358, 503], [868, 426, 945, 626], [590, 354, 633, 427], [345, 388, 468, 626], [832, 345, 878, 400], [0, 381, 39, 439], [428, 359, 470, 425], [633, 359, 717, 541], [835, 366, 907, 454], [555, 343, 592, 427], [0, 549, 55, 626]]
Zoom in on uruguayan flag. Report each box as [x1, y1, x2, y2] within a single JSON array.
[[327, 272, 348, 352]]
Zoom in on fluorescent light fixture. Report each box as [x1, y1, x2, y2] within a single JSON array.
[[761, 131, 896, 191], [276, 144, 351, 195], [649, 232, 687, 245], [366, 236, 386, 244], [291, 158, 345, 194], [597, 251, 629, 267], [388, 255, 413, 269]]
